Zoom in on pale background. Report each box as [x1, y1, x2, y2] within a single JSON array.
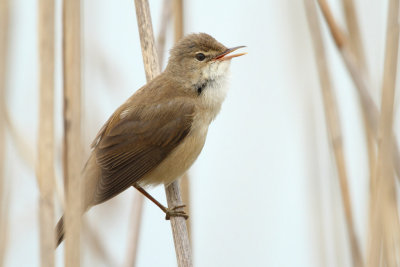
[[3, 0, 399, 266]]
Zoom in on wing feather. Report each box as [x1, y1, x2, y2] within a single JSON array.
[[91, 99, 194, 205]]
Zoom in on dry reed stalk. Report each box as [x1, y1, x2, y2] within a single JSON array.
[[341, 0, 367, 70], [315, 1, 400, 265], [63, 0, 83, 266], [172, 0, 192, 242], [37, 0, 56, 266], [316, 0, 400, 180], [156, 0, 172, 65], [180, 173, 191, 240], [339, 0, 376, 184], [371, 1, 400, 266], [0, 0, 9, 266], [367, 154, 381, 267], [304, 1, 364, 267], [339, 2, 380, 263], [173, 0, 183, 43], [165, 182, 192, 267], [134, 0, 192, 266], [0, 202, 8, 267], [364, 110, 379, 265], [124, 2, 173, 265], [134, 0, 160, 78]]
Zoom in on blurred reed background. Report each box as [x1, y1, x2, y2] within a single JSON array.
[[0, 0, 399, 266]]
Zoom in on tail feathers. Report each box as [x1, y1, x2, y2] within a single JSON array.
[[55, 152, 99, 248], [55, 216, 65, 247]]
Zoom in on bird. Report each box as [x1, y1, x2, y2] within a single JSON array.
[[56, 32, 246, 246]]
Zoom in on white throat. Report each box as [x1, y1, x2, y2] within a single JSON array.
[[199, 60, 231, 121]]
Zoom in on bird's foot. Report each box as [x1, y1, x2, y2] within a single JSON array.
[[165, 204, 189, 220]]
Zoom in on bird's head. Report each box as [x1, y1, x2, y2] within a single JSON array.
[[165, 33, 246, 91]]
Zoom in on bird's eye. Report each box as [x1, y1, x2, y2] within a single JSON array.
[[195, 53, 206, 61]]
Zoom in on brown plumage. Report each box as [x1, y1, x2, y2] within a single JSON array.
[[56, 33, 246, 246]]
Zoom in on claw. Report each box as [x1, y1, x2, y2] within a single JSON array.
[[165, 205, 189, 220], [171, 204, 186, 210]]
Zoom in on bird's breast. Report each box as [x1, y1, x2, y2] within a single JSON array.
[[137, 72, 229, 187], [138, 122, 209, 186]]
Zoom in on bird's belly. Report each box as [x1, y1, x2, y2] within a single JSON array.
[[139, 128, 208, 186]]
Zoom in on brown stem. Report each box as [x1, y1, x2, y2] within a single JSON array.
[[304, 1, 364, 266], [317, 0, 346, 48], [338, 1, 380, 264], [373, 0, 400, 266], [172, 0, 192, 242], [341, 0, 367, 70], [316, 0, 400, 181], [156, 0, 172, 65], [124, 2, 173, 265], [37, 0, 56, 266], [0, 0, 9, 266], [133, 0, 193, 266], [63, 0, 83, 266]]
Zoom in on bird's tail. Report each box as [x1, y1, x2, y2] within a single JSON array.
[[54, 153, 100, 248], [55, 215, 65, 247]]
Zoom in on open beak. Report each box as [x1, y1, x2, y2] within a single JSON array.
[[213, 46, 247, 61]]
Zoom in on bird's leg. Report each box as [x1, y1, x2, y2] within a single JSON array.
[[132, 184, 189, 220]]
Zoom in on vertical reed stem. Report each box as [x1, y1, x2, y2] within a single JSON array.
[[134, 0, 192, 266], [125, 2, 174, 265], [316, 0, 400, 181], [0, 0, 9, 266], [37, 0, 56, 266], [173, 0, 183, 43], [339, 3, 380, 264], [63, 0, 83, 266], [304, 1, 364, 266], [372, 1, 400, 266], [341, 0, 367, 69], [156, 0, 172, 65], [172, 0, 192, 242], [339, 0, 376, 184]]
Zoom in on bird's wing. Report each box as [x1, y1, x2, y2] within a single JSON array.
[[91, 99, 195, 205]]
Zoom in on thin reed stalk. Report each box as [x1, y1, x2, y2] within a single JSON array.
[[124, 1, 173, 265], [316, 0, 400, 180], [367, 166, 381, 267], [316, 0, 400, 265], [339, 2, 380, 263], [0, 0, 9, 266], [304, 1, 363, 266], [341, 0, 367, 70], [173, 0, 183, 43], [37, 0, 56, 266], [180, 173, 191, 240], [134, 0, 160, 78], [0, 202, 8, 267], [134, 0, 192, 266], [339, 0, 376, 186], [63, 0, 83, 266], [156, 0, 172, 66], [371, 1, 400, 266], [172, 0, 192, 242]]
